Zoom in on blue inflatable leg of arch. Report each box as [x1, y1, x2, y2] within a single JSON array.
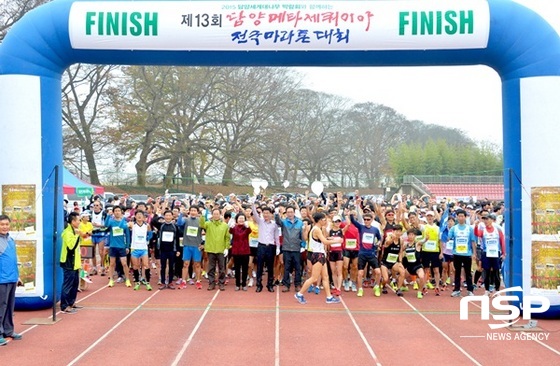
[[0, 0, 559, 317]]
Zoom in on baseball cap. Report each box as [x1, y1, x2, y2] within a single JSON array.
[[332, 215, 342, 222], [426, 211, 435, 216], [80, 210, 91, 217]]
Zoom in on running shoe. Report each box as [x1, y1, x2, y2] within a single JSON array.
[[140, 278, 147, 285], [116, 277, 124, 284], [422, 287, 428, 295], [413, 282, 419, 290], [446, 277, 451, 285], [0, 337, 7, 346], [62, 308, 78, 314], [294, 292, 307, 305], [357, 288, 364, 297], [175, 278, 183, 285], [235, 286, 241, 291], [168, 283, 176, 290], [390, 282, 398, 291], [332, 288, 341, 296], [314, 286, 320, 295], [351, 282, 357, 292], [326, 296, 341, 304], [108, 279, 114, 288], [195, 281, 202, 290], [179, 281, 187, 290], [435, 287, 441, 296], [248, 277, 254, 287], [125, 279, 132, 288], [417, 291, 423, 299], [451, 290, 461, 297], [343, 280, 350, 292], [426, 281, 434, 290], [145, 283, 152, 291], [400, 286, 409, 292], [134, 282, 140, 291], [382, 286, 388, 294], [308, 284, 315, 293], [374, 285, 381, 297], [188, 279, 195, 285], [396, 290, 403, 297], [242, 286, 248, 291]]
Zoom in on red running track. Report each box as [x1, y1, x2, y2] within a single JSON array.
[[3, 279, 559, 365]]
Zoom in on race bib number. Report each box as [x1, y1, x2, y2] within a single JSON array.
[[486, 239, 499, 258], [445, 240, 454, 251], [186, 226, 198, 237], [362, 233, 374, 244], [345, 239, 357, 250], [179, 237, 184, 247], [456, 237, 468, 254], [331, 243, 342, 248], [386, 253, 398, 263], [249, 238, 259, 248], [424, 240, 437, 251], [135, 234, 146, 243], [162, 231, 174, 242], [406, 251, 417, 263], [112, 227, 124, 236]]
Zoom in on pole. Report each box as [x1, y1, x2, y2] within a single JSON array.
[[52, 165, 59, 321], [508, 168, 514, 288]]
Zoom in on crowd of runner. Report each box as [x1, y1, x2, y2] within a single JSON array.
[[70, 191, 506, 305]]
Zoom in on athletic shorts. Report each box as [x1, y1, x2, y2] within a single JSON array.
[[183, 245, 203, 262], [92, 234, 108, 245], [109, 247, 127, 258], [250, 247, 258, 258], [381, 261, 397, 270], [406, 264, 423, 276], [329, 251, 343, 262], [343, 250, 359, 260], [358, 254, 380, 271], [310, 252, 326, 265], [421, 251, 442, 268], [131, 249, 148, 259], [443, 253, 454, 263], [481, 254, 501, 271]]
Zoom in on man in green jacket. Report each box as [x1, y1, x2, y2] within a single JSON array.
[[200, 208, 230, 291], [60, 212, 83, 314]]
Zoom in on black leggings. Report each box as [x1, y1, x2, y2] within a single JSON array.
[[233, 255, 249, 287]]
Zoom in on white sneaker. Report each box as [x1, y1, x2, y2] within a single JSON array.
[[248, 277, 254, 287], [175, 278, 183, 285], [343, 280, 350, 292], [351, 282, 357, 292]]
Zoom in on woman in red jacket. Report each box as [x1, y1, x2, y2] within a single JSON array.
[[229, 214, 253, 291]]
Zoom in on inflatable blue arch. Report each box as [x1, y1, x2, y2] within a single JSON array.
[[0, 0, 559, 318]]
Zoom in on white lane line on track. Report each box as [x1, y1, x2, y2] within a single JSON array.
[[340, 297, 382, 366], [399, 297, 482, 366], [275, 290, 280, 366], [67, 289, 160, 366], [21, 285, 109, 335], [171, 289, 221, 366], [470, 301, 560, 356]]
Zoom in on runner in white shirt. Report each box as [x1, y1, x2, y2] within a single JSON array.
[[128, 211, 152, 291]]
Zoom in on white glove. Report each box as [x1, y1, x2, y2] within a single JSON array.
[[223, 248, 229, 256], [300, 247, 305, 253], [244, 221, 249, 228], [276, 245, 281, 256]]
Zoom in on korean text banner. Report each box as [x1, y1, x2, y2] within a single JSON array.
[[68, 0, 490, 51]]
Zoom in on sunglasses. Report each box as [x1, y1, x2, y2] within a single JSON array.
[[481, 217, 489, 220], [364, 218, 372, 221]]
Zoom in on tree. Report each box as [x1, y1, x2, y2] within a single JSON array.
[[62, 64, 117, 185], [0, 0, 47, 42]]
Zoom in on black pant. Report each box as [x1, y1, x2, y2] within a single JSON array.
[[233, 255, 249, 287], [207, 252, 226, 285], [160, 250, 175, 284], [60, 268, 79, 311], [282, 251, 302, 288], [453, 255, 473, 292], [0, 283, 16, 337], [257, 244, 276, 288]]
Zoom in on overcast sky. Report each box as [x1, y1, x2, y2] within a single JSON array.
[[295, 0, 560, 147]]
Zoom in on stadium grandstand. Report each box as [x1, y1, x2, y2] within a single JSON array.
[[399, 175, 504, 202]]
